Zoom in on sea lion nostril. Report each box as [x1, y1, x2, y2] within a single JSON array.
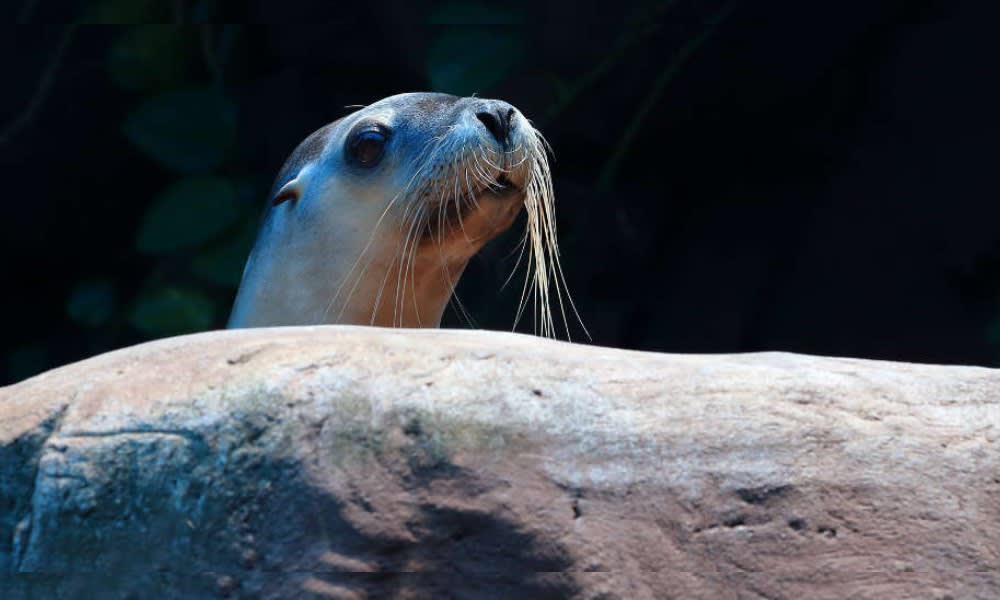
[[476, 109, 510, 146]]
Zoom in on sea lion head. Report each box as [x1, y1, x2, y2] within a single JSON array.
[[229, 92, 568, 334]]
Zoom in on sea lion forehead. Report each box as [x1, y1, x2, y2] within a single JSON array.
[[354, 92, 464, 128], [368, 92, 462, 114]]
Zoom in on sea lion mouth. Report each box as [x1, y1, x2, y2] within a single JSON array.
[[489, 173, 514, 192], [420, 170, 524, 244], [481, 173, 522, 204]]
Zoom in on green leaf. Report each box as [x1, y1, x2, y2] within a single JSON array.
[[107, 26, 195, 93], [427, 27, 526, 96], [192, 215, 259, 287], [137, 177, 240, 254], [130, 287, 215, 338], [123, 87, 237, 172], [67, 279, 117, 328]]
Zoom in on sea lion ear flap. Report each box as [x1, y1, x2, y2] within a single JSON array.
[[272, 178, 301, 206]]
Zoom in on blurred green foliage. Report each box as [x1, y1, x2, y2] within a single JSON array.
[[67, 280, 117, 328], [123, 88, 236, 173], [130, 287, 215, 337], [426, 4, 526, 95], [192, 217, 260, 287], [107, 26, 195, 92], [136, 177, 240, 254], [81, 0, 173, 23], [427, 28, 526, 96], [108, 26, 249, 340]]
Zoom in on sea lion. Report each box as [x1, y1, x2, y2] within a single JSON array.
[[228, 92, 578, 337]]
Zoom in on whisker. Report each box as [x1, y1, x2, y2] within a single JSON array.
[[403, 204, 427, 326], [395, 203, 426, 326], [324, 134, 444, 323]]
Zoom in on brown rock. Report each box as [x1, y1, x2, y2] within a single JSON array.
[[0, 326, 998, 598]]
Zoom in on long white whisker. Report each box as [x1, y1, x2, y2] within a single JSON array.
[[404, 204, 427, 326], [395, 203, 425, 326], [324, 133, 444, 323]]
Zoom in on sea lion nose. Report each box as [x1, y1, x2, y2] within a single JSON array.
[[475, 101, 517, 148]]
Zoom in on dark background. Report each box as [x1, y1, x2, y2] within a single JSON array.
[[4, 2, 1000, 384]]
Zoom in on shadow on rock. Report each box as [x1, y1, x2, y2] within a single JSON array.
[[0, 413, 578, 600]]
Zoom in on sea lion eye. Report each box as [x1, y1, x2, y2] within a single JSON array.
[[347, 126, 388, 168]]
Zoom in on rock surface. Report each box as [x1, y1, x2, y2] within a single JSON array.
[[1, 326, 998, 599]]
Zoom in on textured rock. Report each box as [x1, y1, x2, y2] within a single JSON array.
[[1, 326, 998, 599]]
